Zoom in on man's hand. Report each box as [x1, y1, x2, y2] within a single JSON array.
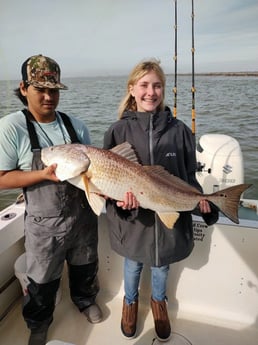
[[43, 164, 60, 182]]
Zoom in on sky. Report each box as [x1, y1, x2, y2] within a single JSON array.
[[0, 0, 257, 80]]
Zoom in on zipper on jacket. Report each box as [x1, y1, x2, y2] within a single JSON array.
[[148, 114, 159, 266], [149, 113, 154, 165]]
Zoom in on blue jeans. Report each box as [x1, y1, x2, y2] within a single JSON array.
[[124, 257, 169, 304]]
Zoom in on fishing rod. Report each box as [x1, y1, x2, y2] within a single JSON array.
[[173, 0, 178, 118], [191, 0, 196, 135]]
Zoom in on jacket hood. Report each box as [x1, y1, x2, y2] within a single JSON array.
[[121, 106, 174, 132]]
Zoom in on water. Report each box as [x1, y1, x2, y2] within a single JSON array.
[[0, 75, 257, 210]]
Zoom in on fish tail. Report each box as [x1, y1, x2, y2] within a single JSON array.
[[207, 183, 252, 224]]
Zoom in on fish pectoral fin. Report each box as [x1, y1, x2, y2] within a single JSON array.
[[82, 175, 105, 215], [157, 212, 180, 229]]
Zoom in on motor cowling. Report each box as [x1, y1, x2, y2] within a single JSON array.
[[196, 134, 244, 194]]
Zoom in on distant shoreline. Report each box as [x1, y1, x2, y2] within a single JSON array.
[[1, 71, 258, 83], [171, 72, 258, 77]]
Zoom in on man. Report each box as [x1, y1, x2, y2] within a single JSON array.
[[0, 54, 102, 345]]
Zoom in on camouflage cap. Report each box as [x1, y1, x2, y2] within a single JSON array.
[[21, 54, 68, 89]]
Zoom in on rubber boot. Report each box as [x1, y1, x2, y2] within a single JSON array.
[[28, 326, 48, 345]]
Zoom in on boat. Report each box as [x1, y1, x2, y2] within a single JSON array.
[[1, 2, 258, 345], [0, 132, 258, 345]]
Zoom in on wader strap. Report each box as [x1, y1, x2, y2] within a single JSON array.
[[57, 112, 80, 143], [22, 109, 80, 151], [22, 109, 41, 151]]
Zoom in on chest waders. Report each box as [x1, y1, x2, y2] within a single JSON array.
[[22, 110, 99, 331]]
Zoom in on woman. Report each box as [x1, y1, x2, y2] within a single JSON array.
[[103, 59, 218, 341]]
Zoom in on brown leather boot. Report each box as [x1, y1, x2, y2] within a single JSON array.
[[151, 297, 171, 342], [121, 297, 138, 338]]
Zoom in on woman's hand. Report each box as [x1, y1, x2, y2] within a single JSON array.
[[116, 192, 140, 210], [199, 199, 211, 213]]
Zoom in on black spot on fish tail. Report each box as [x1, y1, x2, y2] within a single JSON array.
[[205, 183, 252, 224]]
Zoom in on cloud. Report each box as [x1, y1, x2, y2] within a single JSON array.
[[0, 0, 257, 80]]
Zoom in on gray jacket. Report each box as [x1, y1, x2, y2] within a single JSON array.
[[103, 108, 218, 266]]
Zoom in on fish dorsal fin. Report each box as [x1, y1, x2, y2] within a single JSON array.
[[157, 211, 180, 229], [142, 165, 169, 178], [110, 142, 139, 164], [143, 165, 200, 193]]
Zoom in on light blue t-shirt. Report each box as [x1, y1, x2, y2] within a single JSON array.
[[0, 110, 91, 171]]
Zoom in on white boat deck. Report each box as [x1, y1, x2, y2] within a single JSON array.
[[1, 268, 258, 345], [1, 204, 258, 345]]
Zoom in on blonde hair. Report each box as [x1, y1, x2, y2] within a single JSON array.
[[118, 59, 166, 119]]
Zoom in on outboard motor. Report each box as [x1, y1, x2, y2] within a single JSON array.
[[196, 134, 244, 194]]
